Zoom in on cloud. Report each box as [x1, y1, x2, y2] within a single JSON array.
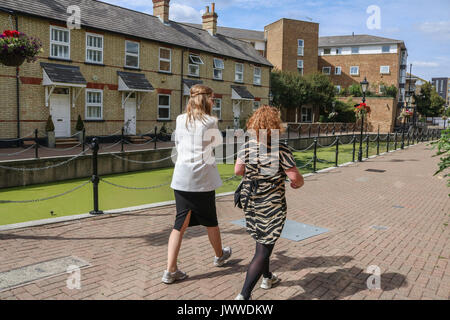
[[411, 61, 440, 68], [417, 21, 450, 38], [170, 3, 203, 22]]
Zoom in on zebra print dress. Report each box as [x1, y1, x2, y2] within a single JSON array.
[[237, 140, 297, 244]]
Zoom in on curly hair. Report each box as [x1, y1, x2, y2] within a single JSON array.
[[246, 105, 284, 142]]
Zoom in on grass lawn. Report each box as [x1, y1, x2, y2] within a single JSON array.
[[0, 140, 397, 226]]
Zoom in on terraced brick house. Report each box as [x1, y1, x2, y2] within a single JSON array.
[[0, 0, 272, 140]]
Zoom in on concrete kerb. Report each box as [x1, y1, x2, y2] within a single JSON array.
[[0, 141, 432, 232]]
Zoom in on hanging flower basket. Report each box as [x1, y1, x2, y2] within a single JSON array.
[[354, 103, 371, 119], [398, 109, 413, 120], [0, 30, 43, 67]]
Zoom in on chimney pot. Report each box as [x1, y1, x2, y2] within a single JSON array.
[[202, 3, 218, 36]]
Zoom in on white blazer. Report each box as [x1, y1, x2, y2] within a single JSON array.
[[171, 113, 223, 192]]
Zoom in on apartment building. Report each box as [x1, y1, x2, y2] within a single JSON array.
[[0, 0, 271, 140], [432, 77, 449, 106], [318, 35, 408, 100]]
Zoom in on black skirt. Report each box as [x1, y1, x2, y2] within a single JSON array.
[[173, 190, 218, 231]]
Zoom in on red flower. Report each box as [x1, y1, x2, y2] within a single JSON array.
[[2, 30, 21, 38]]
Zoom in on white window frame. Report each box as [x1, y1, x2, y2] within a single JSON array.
[[301, 107, 312, 123], [188, 54, 204, 77], [213, 58, 224, 80], [159, 47, 172, 73], [350, 66, 360, 76], [297, 39, 304, 56], [382, 45, 390, 53], [322, 67, 331, 75], [50, 26, 70, 60], [254, 67, 262, 85], [213, 98, 222, 120], [125, 40, 140, 69], [85, 89, 103, 120], [335, 85, 341, 94], [380, 66, 390, 74], [323, 48, 331, 55], [297, 60, 304, 75], [157, 94, 171, 120], [335, 66, 342, 75], [85, 33, 103, 64], [235, 63, 244, 83], [253, 101, 261, 111], [351, 47, 360, 54]]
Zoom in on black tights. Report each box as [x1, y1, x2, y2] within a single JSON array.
[[241, 242, 275, 300]]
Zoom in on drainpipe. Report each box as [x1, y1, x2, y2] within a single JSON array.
[[180, 48, 185, 114]]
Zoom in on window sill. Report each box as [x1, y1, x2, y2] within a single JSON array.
[[187, 74, 200, 78], [157, 119, 173, 122], [85, 62, 105, 67], [212, 78, 224, 82], [253, 83, 262, 87], [124, 66, 141, 71], [48, 57, 72, 63], [158, 71, 172, 75], [234, 81, 244, 85], [85, 119, 105, 123]]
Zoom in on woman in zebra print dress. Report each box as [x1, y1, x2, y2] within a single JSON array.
[[234, 106, 304, 300]]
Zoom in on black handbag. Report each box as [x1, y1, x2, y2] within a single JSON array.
[[234, 180, 244, 209]]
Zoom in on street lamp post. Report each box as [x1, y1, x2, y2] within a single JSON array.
[[358, 77, 369, 162]]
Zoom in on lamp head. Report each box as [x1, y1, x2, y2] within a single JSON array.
[[360, 77, 369, 93]]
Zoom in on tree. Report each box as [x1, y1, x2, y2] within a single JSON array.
[[416, 82, 446, 117], [270, 70, 310, 111], [304, 73, 335, 115]]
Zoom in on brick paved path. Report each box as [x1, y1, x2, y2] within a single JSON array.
[[0, 143, 448, 300]]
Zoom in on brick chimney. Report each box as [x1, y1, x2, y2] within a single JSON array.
[[202, 3, 218, 36], [153, 0, 170, 23]]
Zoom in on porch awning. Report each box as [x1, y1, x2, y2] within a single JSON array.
[[41, 62, 87, 87], [183, 79, 203, 96], [41, 62, 86, 107], [118, 71, 154, 92], [231, 85, 254, 101]]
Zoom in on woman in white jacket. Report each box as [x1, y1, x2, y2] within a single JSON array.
[[162, 85, 232, 284]]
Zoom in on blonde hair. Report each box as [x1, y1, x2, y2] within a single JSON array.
[[186, 84, 213, 127]]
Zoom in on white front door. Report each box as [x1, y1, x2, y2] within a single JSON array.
[[124, 95, 137, 135], [233, 100, 241, 129], [50, 88, 71, 138]]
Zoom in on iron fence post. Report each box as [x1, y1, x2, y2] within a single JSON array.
[[394, 132, 397, 150], [352, 134, 356, 162], [318, 124, 320, 137], [325, 123, 328, 136], [366, 133, 369, 159], [154, 126, 158, 150], [335, 136, 339, 167], [332, 123, 335, 136], [376, 130, 380, 155], [387, 132, 390, 153], [90, 137, 103, 215], [82, 128, 86, 152], [309, 124, 312, 138], [299, 124, 302, 139], [121, 127, 124, 153], [34, 128, 39, 159], [287, 124, 290, 140], [313, 138, 318, 173]]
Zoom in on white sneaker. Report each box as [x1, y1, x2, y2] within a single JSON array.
[[214, 247, 232, 267], [235, 293, 252, 300], [161, 270, 187, 284], [260, 273, 280, 290]]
